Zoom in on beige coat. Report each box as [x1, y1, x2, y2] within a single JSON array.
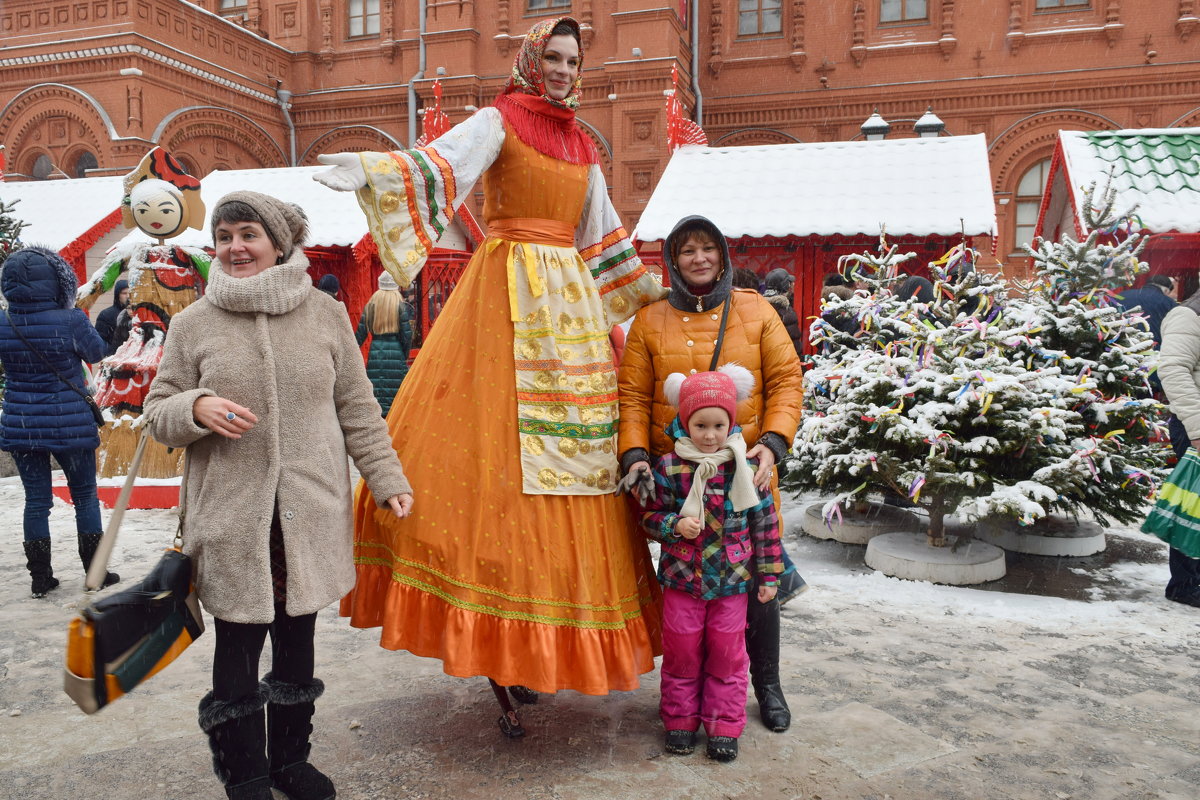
[[1159, 305, 1200, 439], [144, 253, 411, 623]]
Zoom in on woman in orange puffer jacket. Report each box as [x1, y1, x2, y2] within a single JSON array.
[[618, 215, 804, 733]]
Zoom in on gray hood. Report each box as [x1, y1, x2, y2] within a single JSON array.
[[663, 215, 733, 312]]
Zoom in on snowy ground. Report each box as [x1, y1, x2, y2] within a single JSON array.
[[0, 477, 1196, 800]]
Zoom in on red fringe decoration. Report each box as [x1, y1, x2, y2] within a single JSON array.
[[494, 93, 598, 166]]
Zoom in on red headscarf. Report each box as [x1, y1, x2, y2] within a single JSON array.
[[493, 16, 598, 166]]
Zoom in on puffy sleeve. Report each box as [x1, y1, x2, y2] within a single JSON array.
[[575, 164, 667, 327], [355, 107, 505, 289], [1159, 306, 1200, 438]]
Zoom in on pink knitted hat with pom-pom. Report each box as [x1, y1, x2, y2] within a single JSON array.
[[664, 364, 754, 428]]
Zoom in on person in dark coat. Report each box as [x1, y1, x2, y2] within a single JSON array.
[[0, 246, 118, 597], [762, 267, 803, 358], [316, 273, 341, 300], [355, 271, 414, 415], [1117, 274, 1177, 347], [93, 278, 128, 355]]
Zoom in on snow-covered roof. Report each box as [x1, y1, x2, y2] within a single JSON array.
[[1056, 128, 1200, 234], [0, 176, 124, 249], [634, 133, 997, 241], [119, 165, 367, 249]]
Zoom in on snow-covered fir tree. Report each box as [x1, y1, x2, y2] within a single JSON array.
[[1009, 182, 1168, 525], [787, 237, 1115, 545], [0, 197, 26, 269]]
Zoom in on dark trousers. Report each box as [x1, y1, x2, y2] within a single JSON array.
[[1166, 416, 1200, 599], [11, 448, 102, 541], [213, 604, 316, 701]]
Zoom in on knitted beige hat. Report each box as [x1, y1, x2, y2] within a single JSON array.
[[211, 191, 308, 260], [378, 271, 398, 291]]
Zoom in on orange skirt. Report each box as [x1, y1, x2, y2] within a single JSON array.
[[341, 237, 662, 695]]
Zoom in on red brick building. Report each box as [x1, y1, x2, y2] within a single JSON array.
[[2, 1, 1199, 264]]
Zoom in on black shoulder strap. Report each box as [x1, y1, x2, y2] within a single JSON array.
[[3, 309, 95, 406], [708, 292, 733, 371]]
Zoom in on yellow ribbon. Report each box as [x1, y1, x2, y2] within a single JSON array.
[[487, 238, 546, 322]]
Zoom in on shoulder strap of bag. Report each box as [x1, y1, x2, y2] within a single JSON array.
[[708, 292, 734, 372], [3, 308, 96, 407], [83, 432, 189, 591]]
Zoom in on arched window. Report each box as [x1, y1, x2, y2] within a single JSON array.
[[32, 154, 54, 180], [1013, 158, 1051, 255], [73, 151, 98, 178]]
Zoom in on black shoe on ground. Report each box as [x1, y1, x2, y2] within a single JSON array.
[[706, 736, 738, 762], [271, 762, 335, 800], [1166, 591, 1200, 608], [664, 729, 696, 755], [24, 538, 60, 598]]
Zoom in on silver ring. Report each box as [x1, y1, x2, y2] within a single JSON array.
[[225, 411, 237, 421]]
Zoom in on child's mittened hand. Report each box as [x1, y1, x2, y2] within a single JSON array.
[[758, 583, 778, 603], [675, 516, 702, 539]]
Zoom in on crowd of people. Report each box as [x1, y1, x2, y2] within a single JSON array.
[[1, 13, 1195, 800]]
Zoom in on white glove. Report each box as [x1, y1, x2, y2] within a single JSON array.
[[314, 153, 367, 192]]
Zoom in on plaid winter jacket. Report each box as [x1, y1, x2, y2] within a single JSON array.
[[641, 452, 783, 600]]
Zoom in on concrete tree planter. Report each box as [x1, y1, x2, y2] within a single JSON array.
[[863, 495, 1006, 585], [801, 500, 921, 545], [865, 531, 1007, 585], [974, 514, 1106, 557]]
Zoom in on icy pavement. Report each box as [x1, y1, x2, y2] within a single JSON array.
[[0, 478, 1196, 799]]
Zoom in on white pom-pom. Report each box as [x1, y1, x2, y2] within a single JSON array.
[[718, 362, 755, 402], [663, 373, 687, 407]]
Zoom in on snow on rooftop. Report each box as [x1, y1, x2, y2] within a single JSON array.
[[1, 165, 368, 253], [119, 165, 367, 250], [0, 175, 124, 250], [1059, 127, 1200, 235], [634, 133, 997, 242]]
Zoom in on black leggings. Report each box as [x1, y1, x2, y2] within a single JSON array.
[[212, 603, 317, 701]]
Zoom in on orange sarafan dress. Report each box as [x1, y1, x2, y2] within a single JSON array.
[[340, 106, 667, 695]]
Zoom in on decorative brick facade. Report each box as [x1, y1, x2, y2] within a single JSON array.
[[2, 1, 1199, 260]]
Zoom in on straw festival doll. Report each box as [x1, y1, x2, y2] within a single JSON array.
[[77, 148, 210, 477]]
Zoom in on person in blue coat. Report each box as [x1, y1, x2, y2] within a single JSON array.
[[0, 246, 118, 597]]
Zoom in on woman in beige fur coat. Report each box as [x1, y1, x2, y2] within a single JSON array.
[[144, 190, 413, 800]]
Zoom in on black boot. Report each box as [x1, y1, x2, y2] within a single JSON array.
[[199, 687, 273, 800], [263, 673, 335, 800], [77, 532, 119, 588], [23, 538, 60, 598], [746, 597, 791, 732]]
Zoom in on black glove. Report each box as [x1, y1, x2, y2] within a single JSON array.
[[615, 464, 654, 504]]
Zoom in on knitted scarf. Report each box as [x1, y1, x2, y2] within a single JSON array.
[[493, 16, 598, 166], [205, 250, 313, 316], [673, 431, 760, 519]]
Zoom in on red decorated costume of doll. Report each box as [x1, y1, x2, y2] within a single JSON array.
[[76, 148, 211, 477]]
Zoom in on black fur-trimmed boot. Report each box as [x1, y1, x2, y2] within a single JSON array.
[[23, 538, 60, 598], [198, 687, 273, 800], [76, 532, 119, 588], [263, 673, 335, 800], [747, 597, 791, 732]]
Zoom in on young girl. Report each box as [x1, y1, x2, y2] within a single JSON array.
[[640, 365, 784, 762]]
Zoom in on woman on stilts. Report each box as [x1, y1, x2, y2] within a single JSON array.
[[315, 16, 667, 736]]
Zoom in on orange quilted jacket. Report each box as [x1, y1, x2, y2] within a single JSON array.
[[618, 289, 803, 461]]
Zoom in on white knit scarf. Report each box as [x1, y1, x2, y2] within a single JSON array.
[[673, 431, 760, 519], [204, 251, 312, 316]]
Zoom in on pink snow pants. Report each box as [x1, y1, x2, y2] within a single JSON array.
[[659, 587, 749, 738]]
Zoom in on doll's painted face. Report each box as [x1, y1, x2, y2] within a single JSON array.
[[130, 180, 187, 239], [541, 34, 581, 101], [686, 407, 730, 454]]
